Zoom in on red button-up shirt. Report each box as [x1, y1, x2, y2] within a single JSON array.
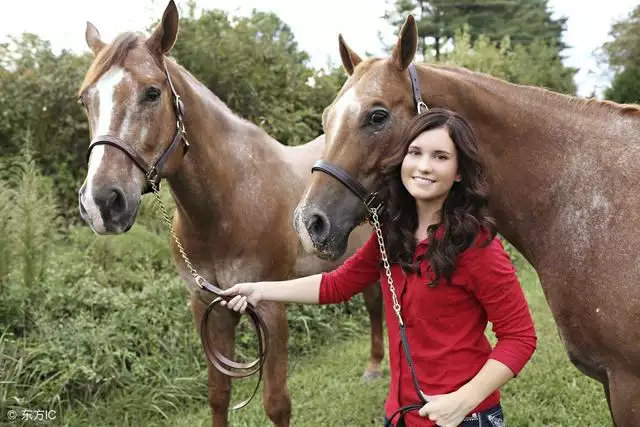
[[319, 230, 537, 426]]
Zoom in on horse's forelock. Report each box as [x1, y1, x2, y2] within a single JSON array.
[[79, 32, 144, 96]]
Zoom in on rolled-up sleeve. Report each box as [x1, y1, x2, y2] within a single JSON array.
[[319, 231, 381, 304], [467, 237, 537, 376]]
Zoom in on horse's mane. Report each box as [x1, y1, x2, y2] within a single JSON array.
[[78, 32, 143, 95], [430, 63, 640, 119], [580, 98, 640, 117]]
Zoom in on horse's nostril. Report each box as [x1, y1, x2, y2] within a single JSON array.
[[95, 187, 127, 216], [307, 211, 330, 244], [109, 188, 126, 214], [310, 214, 324, 235]]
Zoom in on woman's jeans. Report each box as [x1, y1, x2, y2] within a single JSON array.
[[384, 404, 505, 427]]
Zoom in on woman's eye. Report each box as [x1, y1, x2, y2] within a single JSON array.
[[145, 87, 161, 102], [369, 110, 388, 125]]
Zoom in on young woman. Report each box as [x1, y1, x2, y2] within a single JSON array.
[[220, 108, 537, 427]]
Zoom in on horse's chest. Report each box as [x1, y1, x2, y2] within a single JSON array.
[[177, 249, 287, 290]]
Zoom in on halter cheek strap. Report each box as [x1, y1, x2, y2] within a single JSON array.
[[408, 63, 428, 114]]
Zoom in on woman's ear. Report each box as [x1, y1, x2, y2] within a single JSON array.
[[455, 174, 462, 182]]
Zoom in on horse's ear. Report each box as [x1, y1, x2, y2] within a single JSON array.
[[390, 15, 418, 71], [338, 34, 362, 76], [85, 21, 105, 56], [146, 0, 180, 55]]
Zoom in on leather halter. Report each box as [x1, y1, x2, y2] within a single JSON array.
[[86, 60, 189, 194], [311, 63, 428, 210]]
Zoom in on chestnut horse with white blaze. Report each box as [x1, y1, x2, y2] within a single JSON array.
[[76, 2, 384, 426], [294, 15, 640, 426]]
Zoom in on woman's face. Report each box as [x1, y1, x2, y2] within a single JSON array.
[[400, 127, 460, 207]]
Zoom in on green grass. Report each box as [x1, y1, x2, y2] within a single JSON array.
[[55, 252, 611, 427], [168, 337, 391, 427]]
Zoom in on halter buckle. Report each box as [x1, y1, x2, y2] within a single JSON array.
[[174, 94, 184, 115], [177, 118, 186, 134], [364, 193, 381, 212], [146, 167, 160, 188]]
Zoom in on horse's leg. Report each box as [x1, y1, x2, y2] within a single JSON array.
[[608, 369, 640, 427], [362, 282, 384, 380], [259, 301, 291, 427], [190, 293, 238, 427]]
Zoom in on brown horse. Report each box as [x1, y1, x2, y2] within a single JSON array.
[[76, 2, 384, 426], [294, 15, 640, 427]]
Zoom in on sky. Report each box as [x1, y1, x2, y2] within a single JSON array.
[[1, 0, 637, 98]]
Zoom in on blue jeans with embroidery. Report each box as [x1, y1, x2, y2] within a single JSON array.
[[384, 404, 505, 427]]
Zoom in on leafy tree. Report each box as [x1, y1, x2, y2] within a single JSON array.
[[604, 66, 640, 104], [169, 7, 342, 146], [601, 5, 640, 104], [383, 0, 567, 61], [602, 5, 640, 72], [444, 26, 576, 94], [0, 34, 92, 218]]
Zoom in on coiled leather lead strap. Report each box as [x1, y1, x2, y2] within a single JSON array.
[[198, 277, 269, 410]]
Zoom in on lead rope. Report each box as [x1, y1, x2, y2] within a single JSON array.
[[369, 207, 428, 427], [148, 178, 268, 410]]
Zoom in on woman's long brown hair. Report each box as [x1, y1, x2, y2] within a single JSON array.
[[378, 108, 497, 286]]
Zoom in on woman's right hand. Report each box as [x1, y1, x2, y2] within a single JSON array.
[[219, 282, 263, 314]]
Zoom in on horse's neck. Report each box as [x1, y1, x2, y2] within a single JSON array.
[[420, 65, 621, 265], [165, 63, 284, 236]]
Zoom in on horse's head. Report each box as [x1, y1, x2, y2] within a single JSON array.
[[78, 1, 187, 234], [294, 16, 422, 260]]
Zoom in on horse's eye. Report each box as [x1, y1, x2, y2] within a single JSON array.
[[145, 87, 161, 102], [77, 96, 86, 108], [369, 109, 388, 125]]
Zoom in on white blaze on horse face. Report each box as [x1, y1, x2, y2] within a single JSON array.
[[328, 87, 362, 143], [82, 67, 125, 232], [96, 67, 125, 136]]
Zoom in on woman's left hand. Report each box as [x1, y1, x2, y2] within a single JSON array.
[[418, 391, 475, 427]]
